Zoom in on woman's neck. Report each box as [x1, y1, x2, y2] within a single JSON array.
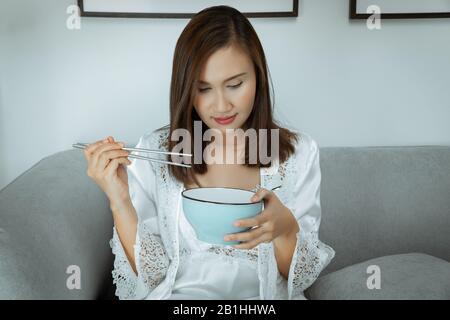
[[209, 136, 245, 164]]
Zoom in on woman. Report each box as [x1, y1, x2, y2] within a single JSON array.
[[84, 5, 335, 300]]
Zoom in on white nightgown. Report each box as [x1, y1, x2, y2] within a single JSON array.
[[168, 192, 260, 300], [109, 125, 336, 300]]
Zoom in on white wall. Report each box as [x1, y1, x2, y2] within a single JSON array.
[[1, 0, 449, 190]]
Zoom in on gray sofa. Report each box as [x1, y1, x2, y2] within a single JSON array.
[[1, 145, 449, 299]]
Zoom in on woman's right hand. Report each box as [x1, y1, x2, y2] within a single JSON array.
[[84, 136, 132, 209]]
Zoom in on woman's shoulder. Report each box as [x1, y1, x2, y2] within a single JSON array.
[[283, 128, 320, 169], [283, 125, 319, 155], [138, 125, 170, 150], [296, 131, 319, 155]]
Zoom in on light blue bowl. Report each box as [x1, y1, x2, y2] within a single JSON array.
[[181, 187, 263, 245]]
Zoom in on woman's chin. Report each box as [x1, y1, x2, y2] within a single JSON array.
[[218, 127, 242, 134]]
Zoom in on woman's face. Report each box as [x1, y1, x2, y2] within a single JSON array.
[[193, 44, 257, 138]]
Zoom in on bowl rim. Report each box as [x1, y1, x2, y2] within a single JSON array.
[[181, 186, 262, 206]]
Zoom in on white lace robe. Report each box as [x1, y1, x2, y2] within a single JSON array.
[[109, 126, 336, 300]]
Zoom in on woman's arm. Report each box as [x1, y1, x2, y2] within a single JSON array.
[[110, 199, 138, 274], [109, 130, 170, 300], [272, 213, 300, 279], [281, 135, 335, 298]]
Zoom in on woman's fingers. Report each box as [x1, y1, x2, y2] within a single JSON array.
[[234, 210, 269, 228], [233, 232, 272, 249], [104, 157, 131, 178], [83, 136, 132, 205], [91, 142, 123, 168], [96, 148, 129, 171], [224, 225, 265, 243], [84, 138, 108, 158], [84, 135, 130, 180], [251, 188, 274, 203]]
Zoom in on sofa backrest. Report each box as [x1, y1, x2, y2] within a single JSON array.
[[318, 146, 450, 275], [0, 150, 114, 299]]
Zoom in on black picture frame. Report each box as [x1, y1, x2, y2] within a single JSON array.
[[78, 0, 299, 18], [349, 0, 450, 19]]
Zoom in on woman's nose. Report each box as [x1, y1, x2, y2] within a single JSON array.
[[214, 92, 233, 113]]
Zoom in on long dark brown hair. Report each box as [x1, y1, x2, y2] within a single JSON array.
[[158, 5, 299, 187]]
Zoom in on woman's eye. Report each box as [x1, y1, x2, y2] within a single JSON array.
[[228, 81, 243, 89], [198, 81, 242, 93]]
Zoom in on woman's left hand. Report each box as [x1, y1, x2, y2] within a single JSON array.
[[224, 188, 299, 249]]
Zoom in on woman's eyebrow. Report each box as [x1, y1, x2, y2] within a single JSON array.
[[198, 72, 247, 85]]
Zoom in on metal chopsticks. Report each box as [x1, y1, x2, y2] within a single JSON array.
[[72, 142, 192, 168]]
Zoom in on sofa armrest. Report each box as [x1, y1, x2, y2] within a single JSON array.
[[0, 150, 114, 299]]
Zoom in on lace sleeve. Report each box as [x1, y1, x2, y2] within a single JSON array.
[[133, 218, 170, 294], [283, 135, 336, 299], [110, 226, 138, 299], [110, 221, 170, 300], [287, 229, 335, 299], [109, 132, 170, 300]]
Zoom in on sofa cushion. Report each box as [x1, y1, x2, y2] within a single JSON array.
[[305, 253, 450, 300]]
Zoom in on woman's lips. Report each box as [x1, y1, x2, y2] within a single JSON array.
[[213, 114, 237, 125]]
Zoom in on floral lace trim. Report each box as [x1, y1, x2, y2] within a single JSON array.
[[110, 222, 171, 300], [156, 126, 171, 185], [178, 244, 259, 265], [206, 245, 258, 262], [288, 230, 336, 299], [110, 227, 138, 300], [154, 128, 180, 255], [136, 222, 170, 291]]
